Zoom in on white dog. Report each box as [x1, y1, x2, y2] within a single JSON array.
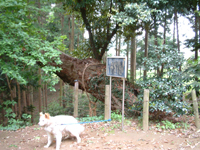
[[38, 112, 84, 150]]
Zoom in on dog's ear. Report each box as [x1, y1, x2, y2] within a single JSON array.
[[39, 112, 43, 116], [45, 113, 50, 119]]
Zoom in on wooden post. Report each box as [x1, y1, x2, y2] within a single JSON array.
[[143, 89, 149, 131], [192, 89, 200, 129], [104, 85, 111, 120], [73, 80, 79, 117]]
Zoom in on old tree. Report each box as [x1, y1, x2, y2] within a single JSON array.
[[52, 0, 141, 111], [0, 0, 141, 113]]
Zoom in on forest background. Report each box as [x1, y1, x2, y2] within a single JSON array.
[[0, 0, 200, 130]]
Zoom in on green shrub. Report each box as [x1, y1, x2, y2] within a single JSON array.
[[156, 120, 190, 130], [0, 100, 32, 130], [131, 44, 192, 118]]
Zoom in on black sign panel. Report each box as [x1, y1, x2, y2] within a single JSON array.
[[106, 57, 127, 78]]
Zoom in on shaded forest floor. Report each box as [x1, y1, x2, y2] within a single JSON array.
[[1, 84, 200, 149], [1, 119, 200, 150]]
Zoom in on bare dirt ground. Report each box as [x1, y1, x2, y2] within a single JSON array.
[[1, 84, 200, 150], [1, 120, 200, 150]]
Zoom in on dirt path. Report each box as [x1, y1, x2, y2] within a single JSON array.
[[1, 84, 200, 149], [1, 119, 200, 150]]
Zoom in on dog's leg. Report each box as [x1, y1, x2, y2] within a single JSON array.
[[70, 130, 81, 143], [63, 133, 70, 140], [55, 132, 62, 150], [44, 132, 53, 148]]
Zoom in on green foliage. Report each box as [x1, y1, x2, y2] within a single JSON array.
[[78, 111, 123, 122], [9, 144, 18, 148], [184, 56, 200, 96], [131, 40, 192, 117], [111, 111, 123, 122], [133, 74, 191, 117], [0, 100, 32, 130], [78, 115, 104, 122], [44, 101, 68, 117], [70, 41, 93, 59], [112, 2, 156, 26], [44, 84, 104, 117], [156, 120, 190, 130], [0, 0, 62, 89]]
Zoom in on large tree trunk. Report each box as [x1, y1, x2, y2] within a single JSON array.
[[161, 11, 167, 75], [50, 52, 138, 112], [174, 9, 181, 71], [144, 24, 149, 78], [130, 33, 136, 83]]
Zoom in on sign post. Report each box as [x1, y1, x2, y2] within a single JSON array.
[[106, 56, 127, 131]]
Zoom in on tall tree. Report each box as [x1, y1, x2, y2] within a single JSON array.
[[4, 0, 198, 113], [144, 23, 149, 78], [62, 0, 124, 60], [131, 34, 137, 82]]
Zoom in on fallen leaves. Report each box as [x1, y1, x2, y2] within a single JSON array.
[[1, 119, 200, 149]]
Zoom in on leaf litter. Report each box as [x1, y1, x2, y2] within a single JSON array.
[[1, 117, 200, 150]]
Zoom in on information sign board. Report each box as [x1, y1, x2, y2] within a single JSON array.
[[106, 57, 127, 78]]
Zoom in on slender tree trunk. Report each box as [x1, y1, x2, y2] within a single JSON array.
[[153, 14, 161, 76], [70, 14, 75, 51], [13, 85, 17, 114], [22, 87, 27, 113], [5, 75, 14, 112], [17, 82, 21, 118], [37, 0, 42, 113], [195, 10, 199, 60], [131, 34, 137, 82], [38, 68, 42, 112], [118, 34, 121, 56], [144, 25, 149, 78], [198, 3, 200, 60], [175, 9, 180, 53], [63, 82, 66, 108], [77, 31, 80, 48], [161, 11, 167, 75], [102, 51, 107, 64], [174, 9, 181, 71], [173, 14, 176, 45], [26, 87, 30, 109], [45, 83, 47, 109], [116, 33, 118, 56], [126, 41, 129, 79], [0, 93, 5, 123], [59, 79, 63, 106], [42, 84, 45, 111], [68, 15, 71, 50], [60, 12, 65, 48], [30, 86, 34, 123], [69, 15, 75, 103], [59, 12, 65, 106]]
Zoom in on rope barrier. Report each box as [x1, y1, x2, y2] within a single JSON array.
[[61, 119, 111, 125]]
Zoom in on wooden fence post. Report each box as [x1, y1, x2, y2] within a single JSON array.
[[192, 89, 200, 129], [73, 80, 79, 118], [143, 89, 149, 131], [105, 85, 111, 120]]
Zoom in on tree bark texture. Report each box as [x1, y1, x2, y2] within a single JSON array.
[[144, 24, 149, 78], [131, 34, 136, 82], [51, 52, 138, 111]]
